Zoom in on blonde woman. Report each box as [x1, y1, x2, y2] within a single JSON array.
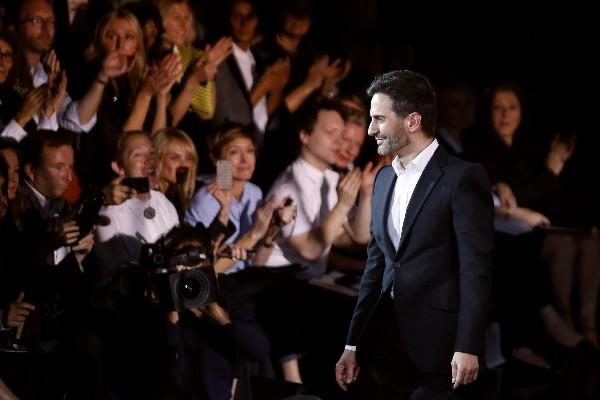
[[153, 0, 232, 124], [153, 127, 198, 215], [79, 9, 179, 185]]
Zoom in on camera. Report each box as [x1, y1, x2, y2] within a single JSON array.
[[138, 226, 220, 312]]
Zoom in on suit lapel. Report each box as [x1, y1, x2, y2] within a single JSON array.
[[380, 169, 397, 256], [395, 147, 447, 260], [227, 55, 253, 106]]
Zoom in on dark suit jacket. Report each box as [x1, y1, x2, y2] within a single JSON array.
[[346, 146, 494, 374], [214, 55, 255, 130]]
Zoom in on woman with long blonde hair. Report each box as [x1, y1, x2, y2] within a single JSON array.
[[78, 8, 179, 185], [153, 127, 198, 215]]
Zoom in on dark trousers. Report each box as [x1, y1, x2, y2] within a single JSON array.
[[350, 296, 455, 400]]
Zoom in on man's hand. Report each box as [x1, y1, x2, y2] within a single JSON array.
[[451, 352, 479, 389], [546, 134, 576, 176], [6, 292, 36, 340], [494, 181, 517, 209], [57, 220, 80, 247], [72, 230, 95, 265], [206, 37, 233, 67], [250, 197, 275, 239], [335, 349, 360, 391], [103, 176, 136, 205], [15, 86, 45, 126], [360, 159, 385, 197], [336, 168, 362, 209]]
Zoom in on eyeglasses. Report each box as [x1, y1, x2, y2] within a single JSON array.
[[0, 52, 13, 61], [20, 16, 56, 27]]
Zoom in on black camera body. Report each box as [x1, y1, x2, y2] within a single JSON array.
[[139, 242, 219, 312]]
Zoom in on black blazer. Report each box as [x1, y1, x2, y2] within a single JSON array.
[[346, 146, 494, 373]]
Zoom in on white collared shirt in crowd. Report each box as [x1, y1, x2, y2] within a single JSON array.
[[263, 157, 340, 278], [231, 42, 268, 132]]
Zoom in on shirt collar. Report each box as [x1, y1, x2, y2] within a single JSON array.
[[25, 181, 49, 208], [232, 42, 254, 61], [296, 157, 335, 184], [391, 138, 439, 177]]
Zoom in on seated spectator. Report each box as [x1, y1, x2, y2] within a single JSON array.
[[466, 83, 600, 370], [153, 127, 198, 217], [253, 1, 351, 114], [185, 123, 294, 274], [3, 0, 123, 141], [3, 130, 101, 398], [0, 30, 47, 139], [0, 138, 19, 200], [121, 1, 164, 52], [152, 0, 232, 124], [333, 94, 368, 172], [214, 0, 290, 145], [263, 98, 371, 278], [94, 130, 179, 283], [77, 8, 179, 186], [328, 94, 381, 273], [435, 78, 477, 157]]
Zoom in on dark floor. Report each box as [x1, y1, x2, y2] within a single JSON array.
[[294, 285, 600, 400]]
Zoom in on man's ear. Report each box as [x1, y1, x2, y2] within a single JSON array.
[[111, 161, 125, 177], [407, 112, 422, 133], [299, 129, 310, 145], [23, 163, 35, 183]]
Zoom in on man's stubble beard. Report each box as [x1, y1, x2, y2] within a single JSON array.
[[377, 134, 410, 156]]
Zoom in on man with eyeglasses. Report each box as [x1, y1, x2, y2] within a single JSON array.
[[1, 0, 127, 142]]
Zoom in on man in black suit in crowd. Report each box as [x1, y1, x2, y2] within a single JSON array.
[[2, 130, 101, 398], [335, 70, 494, 399]]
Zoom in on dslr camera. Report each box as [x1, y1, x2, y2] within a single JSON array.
[[137, 225, 219, 312]]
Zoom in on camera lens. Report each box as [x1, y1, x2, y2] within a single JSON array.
[[180, 276, 201, 299]]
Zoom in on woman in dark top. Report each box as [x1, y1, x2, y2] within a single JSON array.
[[76, 9, 179, 187], [467, 83, 600, 371]]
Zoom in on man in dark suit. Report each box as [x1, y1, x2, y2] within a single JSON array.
[[335, 70, 494, 399]]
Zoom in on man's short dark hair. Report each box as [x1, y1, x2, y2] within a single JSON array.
[[12, 0, 53, 22], [161, 223, 213, 263], [279, 0, 312, 20], [367, 70, 438, 137], [296, 96, 346, 136], [19, 129, 73, 170]]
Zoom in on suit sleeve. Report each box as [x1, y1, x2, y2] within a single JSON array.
[[451, 163, 494, 356], [345, 168, 388, 346]]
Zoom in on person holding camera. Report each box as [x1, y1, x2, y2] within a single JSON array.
[[94, 130, 179, 282], [133, 223, 271, 400], [1, 129, 103, 398]]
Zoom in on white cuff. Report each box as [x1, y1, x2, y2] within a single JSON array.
[[1, 119, 28, 142], [344, 345, 357, 352]]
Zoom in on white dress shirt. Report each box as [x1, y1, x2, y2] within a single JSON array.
[[232, 43, 268, 132], [387, 139, 439, 249], [26, 182, 71, 266], [346, 139, 439, 353], [263, 157, 340, 277]]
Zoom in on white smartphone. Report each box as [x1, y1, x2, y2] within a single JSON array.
[[216, 160, 233, 190]]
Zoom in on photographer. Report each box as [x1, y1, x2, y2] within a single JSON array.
[[136, 223, 270, 400]]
